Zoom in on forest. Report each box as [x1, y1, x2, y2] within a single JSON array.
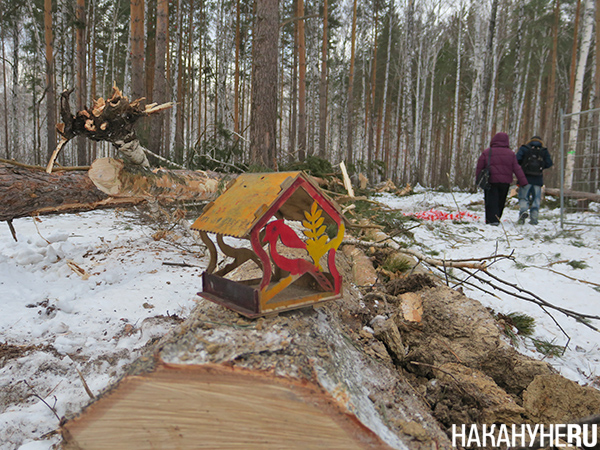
[[0, 0, 598, 189]]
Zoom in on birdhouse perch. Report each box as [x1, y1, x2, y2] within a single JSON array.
[[191, 172, 345, 318]]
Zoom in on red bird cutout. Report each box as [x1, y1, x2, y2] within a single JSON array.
[[263, 220, 333, 291]]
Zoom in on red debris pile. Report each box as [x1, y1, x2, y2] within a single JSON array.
[[404, 209, 480, 221]]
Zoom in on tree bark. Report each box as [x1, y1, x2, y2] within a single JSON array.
[[250, 0, 279, 168], [318, 0, 328, 158], [565, 0, 594, 190], [150, 0, 169, 158], [545, 187, 600, 203], [76, 0, 87, 166], [0, 163, 109, 222], [345, 0, 358, 166], [88, 157, 225, 200], [0, 159, 224, 222], [542, 0, 560, 141], [130, 0, 145, 101], [44, 0, 56, 161], [174, 0, 185, 164], [297, 0, 307, 161]]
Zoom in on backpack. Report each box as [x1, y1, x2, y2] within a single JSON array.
[[521, 145, 545, 176]]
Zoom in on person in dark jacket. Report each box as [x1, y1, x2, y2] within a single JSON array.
[[476, 132, 529, 225], [516, 136, 553, 225]]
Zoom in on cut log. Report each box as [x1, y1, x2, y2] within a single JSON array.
[[61, 364, 392, 449], [60, 276, 454, 449], [544, 187, 600, 203], [0, 160, 225, 222], [88, 157, 227, 200], [0, 163, 127, 222]]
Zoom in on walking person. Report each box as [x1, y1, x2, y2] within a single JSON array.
[[516, 136, 553, 225], [476, 132, 529, 225]]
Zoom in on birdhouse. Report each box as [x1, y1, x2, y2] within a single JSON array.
[[191, 171, 345, 318]]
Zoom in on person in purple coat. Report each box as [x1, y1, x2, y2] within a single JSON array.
[[476, 132, 529, 225]]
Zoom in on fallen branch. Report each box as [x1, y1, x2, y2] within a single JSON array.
[[479, 268, 600, 328], [342, 237, 492, 270], [533, 265, 600, 288], [23, 380, 61, 422], [0, 158, 89, 172], [46, 137, 70, 173]]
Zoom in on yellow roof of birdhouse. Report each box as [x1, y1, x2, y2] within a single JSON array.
[[191, 171, 341, 238]]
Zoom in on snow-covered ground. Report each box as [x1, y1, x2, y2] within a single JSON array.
[[0, 209, 206, 449], [1, 188, 599, 449]]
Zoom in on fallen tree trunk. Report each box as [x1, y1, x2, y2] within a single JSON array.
[[88, 157, 226, 200], [0, 163, 135, 222], [545, 187, 600, 203], [0, 160, 225, 223]]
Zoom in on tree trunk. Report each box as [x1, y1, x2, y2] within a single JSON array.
[[250, 0, 279, 168], [543, 0, 560, 142], [174, 0, 185, 164], [545, 187, 600, 202], [569, 0, 582, 105], [145, 0, 157, 102], [234, 0, 241, 140], [0, 159, 224, 223], [379, 2, 393, 178], [402, 0, 415, 182], [88, 157, 224, 199], [318, 0, 328, 159], [345, 0, 358, 166], [11, 19, 20, 160], [130, 0, 145, 101], [61, 362, 395, 449], [44, 0, 57, 161], [76, 0, 87, 166], [288, 11, 298, 163], [150, 0, 169, 158], [480, 0, 498, 150], [366, 8, 378, 168], [58, 273, 456, 450], [1, 28, 8, 159], [297, 0, 307, 162], [565, 0, 594, 190], [0, 163, 108, 222]]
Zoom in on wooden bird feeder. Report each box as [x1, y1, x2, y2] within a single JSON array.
[[191, 172, 345, 318]]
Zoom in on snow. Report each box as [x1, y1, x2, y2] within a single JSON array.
[[0, 210, 204, 449], [1, 188, 600, 449]]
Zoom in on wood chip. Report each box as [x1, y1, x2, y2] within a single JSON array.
[[66, 260, 90, 280]]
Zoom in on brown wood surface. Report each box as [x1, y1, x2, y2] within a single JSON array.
[[62, 364, 391, 450]]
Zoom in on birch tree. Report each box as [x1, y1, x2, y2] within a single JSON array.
[[565, 0, 595, 189], [449, 6, 464, 186]]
